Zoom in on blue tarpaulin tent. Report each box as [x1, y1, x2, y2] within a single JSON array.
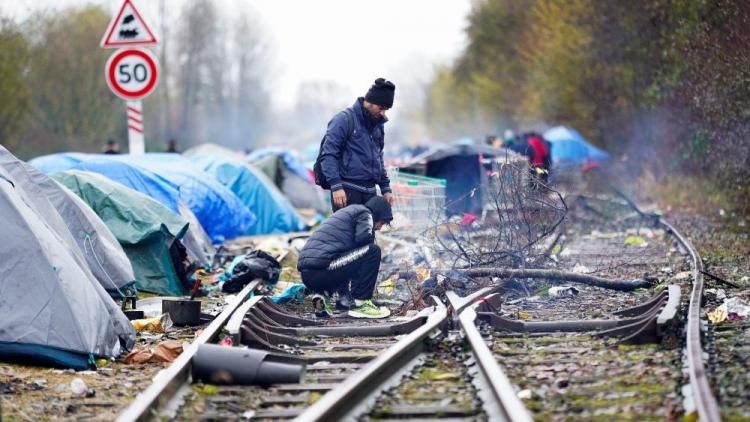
[[42, 158, 214, 264], [113, 154, 257, 243], [30, 154, 179, 211], [543, 126, 610, 165], [26, 152, 89, 174], [190, 154, 306, 234], [31, 153, 257, 244], [246, 147, 312, 181]]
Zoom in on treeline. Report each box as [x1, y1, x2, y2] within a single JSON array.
[[426, 0, 750, 188], [0, 1, 270, 159]]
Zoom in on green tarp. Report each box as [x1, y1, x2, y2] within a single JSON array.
[[53, 170, 190, 296]]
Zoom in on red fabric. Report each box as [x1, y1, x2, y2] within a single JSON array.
[[461, 213, 478, 225], [527, 136, 549, 167]]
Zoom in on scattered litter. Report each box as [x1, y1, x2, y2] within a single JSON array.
[[223, 250, 281, 293], [673, 271, 692, 280], [70, 378, 95, 397], [517, 389, 532, 399], [30, 378, 47, 390], [98, 368, 114, 377], [550, 244, 562, 256], [242, 410, 255, 419], [193, 384, 219, 395], [137, 297, 181, 318], [255, 237, 287, 257], [270, 283, 306, 304], [707, 297, 750, 324], [704, 288, 727, 302], [572, 263, 591, 274], [131, 313, 172, 333], [517, 311, 532, 320], [415, 267, 431, 282], [378, 276, 396, 295], [589, 230, 619, 239], [461, 213, 478, 225], [624, 235, 647, 247], [548, 286, 579, 298], [123, 340, 184, 364], [724, 297, 750, 317]]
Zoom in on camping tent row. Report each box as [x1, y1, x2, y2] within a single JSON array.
[[27, 148, 324, 297], [0, 146, 135, 370]]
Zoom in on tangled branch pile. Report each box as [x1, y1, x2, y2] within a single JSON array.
[[427, 163, 567, 270]]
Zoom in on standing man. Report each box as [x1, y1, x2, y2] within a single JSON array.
[[319, 78, 397, 211], [297, 196, 393, 319], [102, 139, 121, 154]]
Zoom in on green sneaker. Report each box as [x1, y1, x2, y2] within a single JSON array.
[[311, 293, 334, 318], [348, 300, 390, 319]]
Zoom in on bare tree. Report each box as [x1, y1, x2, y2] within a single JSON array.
[[174, 0, 224, 146], [228, 7, 271, 150]]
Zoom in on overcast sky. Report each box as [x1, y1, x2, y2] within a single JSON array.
[[2, 0, 471, 110]]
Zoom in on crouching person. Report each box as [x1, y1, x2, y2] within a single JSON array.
[[298, 196, 392, 319]]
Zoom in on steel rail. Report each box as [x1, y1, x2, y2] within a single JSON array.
[[296, 296, 448, 421], [661, 220, 721, 422], [448, 292, 534, 422], [116, 280, 261, 422]]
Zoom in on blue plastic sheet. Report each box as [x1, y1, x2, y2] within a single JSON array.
[[271, 284, 306, 304], [543, 126, 611, 165], [105, 154, 257, 244], [190, 154, 306, 235]]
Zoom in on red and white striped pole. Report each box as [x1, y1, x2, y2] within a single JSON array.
[[126, 100, 145, 155]]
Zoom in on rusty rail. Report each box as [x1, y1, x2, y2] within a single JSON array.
[[448, 291, 534, 422], [116, 280, 261, 422], [296, 296, 448, 421], [661, 220, 720, 422]]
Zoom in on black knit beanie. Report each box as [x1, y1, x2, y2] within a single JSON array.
[[364, 78, 396, 108], [365, 196, 393, 223]]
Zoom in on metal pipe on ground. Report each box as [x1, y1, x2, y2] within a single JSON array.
[[192, 344, 305, 386]]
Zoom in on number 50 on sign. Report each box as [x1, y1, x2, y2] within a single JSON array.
[[105, 48, 159, 101]]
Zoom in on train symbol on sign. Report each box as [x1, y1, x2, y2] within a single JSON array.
[[101, 0, 157, 48]]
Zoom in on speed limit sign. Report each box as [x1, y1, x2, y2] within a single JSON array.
[[105, 48, 159, 100]]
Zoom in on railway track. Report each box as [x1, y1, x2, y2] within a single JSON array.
[[116, 194, 721, 422]]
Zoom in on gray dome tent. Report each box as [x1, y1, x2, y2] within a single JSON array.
[[0, 167, 135, 369], [0, 146, 137, 298]]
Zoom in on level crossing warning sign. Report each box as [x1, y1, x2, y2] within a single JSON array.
[[100, 0, 157, 48]]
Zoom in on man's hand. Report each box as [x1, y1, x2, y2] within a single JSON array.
[[332, 189, 347, 209], [383, 192, 395, 205]]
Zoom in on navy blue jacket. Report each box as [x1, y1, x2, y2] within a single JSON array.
[[320, 98, 391, 194], [297, 205, 375, 270]]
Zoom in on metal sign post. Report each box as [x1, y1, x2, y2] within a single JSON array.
[[126, 101, 145, 155]]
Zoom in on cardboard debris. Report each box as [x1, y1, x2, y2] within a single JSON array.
[[123, 340, 183, 364]]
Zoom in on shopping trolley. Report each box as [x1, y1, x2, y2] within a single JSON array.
[[387, 168, 446, 234]]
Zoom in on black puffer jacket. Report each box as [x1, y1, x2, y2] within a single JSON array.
[[297, 205, 374, 270]]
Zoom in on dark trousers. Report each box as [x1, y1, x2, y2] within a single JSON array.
[[301, 244, 381, 300], [331, 187, 376, 212]]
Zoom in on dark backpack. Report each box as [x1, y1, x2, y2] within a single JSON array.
[[313, 108, 355, 190]]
